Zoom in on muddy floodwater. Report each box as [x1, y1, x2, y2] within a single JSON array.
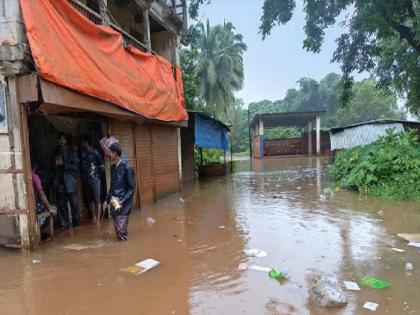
[[1, 157, 420, 315]]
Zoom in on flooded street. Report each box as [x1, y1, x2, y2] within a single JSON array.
[[1, 157, 420, 315]]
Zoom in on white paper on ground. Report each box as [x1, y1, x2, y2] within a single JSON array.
[[391, 247, 406, 253], [135, 259, 160, 274], [343, 281, 360, 291], [244, 249, 268, 258], [248, 264, 271, 272], [363, 302, 379, 311], [407, 242, 420, 248]]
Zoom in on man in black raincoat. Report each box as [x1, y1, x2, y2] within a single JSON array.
[[54, 133, 80, 229], [103, 143, 135, 240]]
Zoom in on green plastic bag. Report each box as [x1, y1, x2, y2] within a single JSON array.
[[360, 276, 391, 289], [269, 268, 287, 282]]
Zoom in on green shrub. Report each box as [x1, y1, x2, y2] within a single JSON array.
[[329, 129, 420, 201]]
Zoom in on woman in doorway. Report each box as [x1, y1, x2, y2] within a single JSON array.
[[103, 143, 135, 241]]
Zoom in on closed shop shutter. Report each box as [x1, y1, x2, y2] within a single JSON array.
[[151, 125, 180, 199], [134, 124, 154, 206], [109, 120, 138, 208]]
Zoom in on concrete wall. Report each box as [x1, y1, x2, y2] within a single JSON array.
[[0, 78, 30, 247]]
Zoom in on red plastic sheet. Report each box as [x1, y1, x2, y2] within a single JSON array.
[[20, 0, 187, 122]]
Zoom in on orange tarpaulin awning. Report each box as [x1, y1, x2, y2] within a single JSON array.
[[19, 0, 187, 122]]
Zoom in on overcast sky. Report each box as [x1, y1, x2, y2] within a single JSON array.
[[196, 0, 367, 106]]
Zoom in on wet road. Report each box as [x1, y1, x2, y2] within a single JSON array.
[[1, 157, 420, 314]]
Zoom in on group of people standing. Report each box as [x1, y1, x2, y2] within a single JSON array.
[[32, 133, 135, 241]]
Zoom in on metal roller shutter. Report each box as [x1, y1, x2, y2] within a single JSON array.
[[109, 120, 138, 208], [134, 124, 154, 206], [151, 125, 180, 199]]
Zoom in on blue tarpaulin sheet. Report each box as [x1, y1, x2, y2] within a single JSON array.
[[195, 113, 229, 150]]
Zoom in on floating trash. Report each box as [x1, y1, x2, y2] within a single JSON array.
[[363, 301, 379, 311], [405, 262, 413, 275], [238, 262, 248, 271], [407, 242, 420, 249], [268, 268, 287, 282], [397, 233, 420, 243], [343, 281, 360, 291], [32, 259, 42, 264], [244, 248, 268, 258], [360, 276, 391, 289], [122, 258, 160, 275], [308, 274, 347, 307], [391, 248, 406, 253], [146, 217, 156, 225], [248, 264, 271, 272]]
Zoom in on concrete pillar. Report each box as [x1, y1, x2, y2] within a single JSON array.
[[307, 121, 312, 156], [316, 114, 321, 155], [99, 0, 111, 26], [143, 8, 151, 52], [258, 118, 264, 158], [258, 117, 264, 136]]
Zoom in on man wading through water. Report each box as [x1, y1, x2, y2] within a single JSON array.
[[103, 143, 135, 240]]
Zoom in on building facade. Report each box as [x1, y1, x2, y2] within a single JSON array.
[[0, 0, 188, 249]]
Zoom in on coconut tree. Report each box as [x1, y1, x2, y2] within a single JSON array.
[[195, 20, 247, 119]]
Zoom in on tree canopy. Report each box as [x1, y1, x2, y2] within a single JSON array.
[[181, 21, 247, 119], [189, 0, 420, 115], [248, 73, 405, 128]]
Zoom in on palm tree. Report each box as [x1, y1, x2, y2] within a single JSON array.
[[195, 20, 247, 119]]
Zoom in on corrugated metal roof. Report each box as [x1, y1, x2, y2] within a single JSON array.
[[330, 122, 405, 150], [330, 119, 420, 133]]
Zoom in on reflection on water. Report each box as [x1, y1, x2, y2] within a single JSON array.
[[0, 157, 419, 315]]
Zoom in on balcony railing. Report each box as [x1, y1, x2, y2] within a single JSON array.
[[69, 0, 150, 53], [160, 0, 187, 29], [69, 0, 103, 25]]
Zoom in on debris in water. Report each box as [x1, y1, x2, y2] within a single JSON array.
[[377, 210, 384, 216], [405, 262, 413, 274], [308, 274, 348, 307], [248, 264, 271, 272], [244, 248, 268, 258], [407, 242, 420, 249], [146, 217, 156, 225], [343, 281, 360, 291], [64, 244, 92, 251], [32, 259, 42, 264], [179, 197, 185, 203], [319, 195, 327, 202], [391, 248, 406, 253], [218, 225, 225, 229], [360, 276, 391, 289], [122, 259, 160, 275], [296, 186, 302, 190], [363, 302, 379, 311], [397, 234, 420, 243], [238, 262, 248, 271], [268, 268, 287, 282]]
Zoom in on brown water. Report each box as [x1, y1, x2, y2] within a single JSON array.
[[1, 157, 420, 315]]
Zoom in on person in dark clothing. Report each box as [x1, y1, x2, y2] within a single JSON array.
[[103, 143, 135, 241], [80, 135, 104, 229], [54, 133, 80, 229]]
